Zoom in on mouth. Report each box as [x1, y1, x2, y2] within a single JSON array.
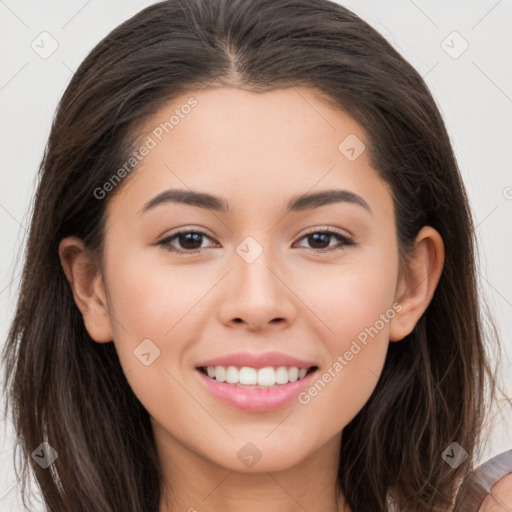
[[196, 365, 319, 389], [195, 363, 320, 412]]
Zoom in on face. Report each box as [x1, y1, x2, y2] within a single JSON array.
[[90, 86, 403, 472]]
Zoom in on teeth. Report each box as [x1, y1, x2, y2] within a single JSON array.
[[202, 365, 312, 386]]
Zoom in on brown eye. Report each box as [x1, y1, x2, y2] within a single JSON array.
[[157, 230, 216, 254], [294, 229, 354, 253], [157, 228, 354, 255]]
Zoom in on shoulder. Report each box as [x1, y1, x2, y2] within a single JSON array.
[[453, 449, 512, 512], [477, 473, 512, 511]]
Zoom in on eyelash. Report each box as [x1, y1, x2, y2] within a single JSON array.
[[156, 227, 355, 255]]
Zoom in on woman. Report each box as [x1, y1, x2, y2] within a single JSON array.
[[2, 0, 511, 510]]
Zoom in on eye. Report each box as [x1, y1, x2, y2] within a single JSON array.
[[157, 227, 355, 255], [293, 228, 355, 253], [157, 230, 217, 254]]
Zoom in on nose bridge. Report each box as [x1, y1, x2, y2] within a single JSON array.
[[218, 233, 296, 329], [235, 233, 283, 305]]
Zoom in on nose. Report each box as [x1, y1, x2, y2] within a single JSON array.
[[218, 246, 298, 331]]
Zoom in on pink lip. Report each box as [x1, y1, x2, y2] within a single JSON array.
[[195, 367, 319, 412], [195, 351, 318, 370]]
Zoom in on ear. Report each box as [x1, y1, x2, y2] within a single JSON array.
[[58, 236, 113, 343], [389, 226, 444, 342]]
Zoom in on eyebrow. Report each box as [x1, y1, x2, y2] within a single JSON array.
[[140, 188, 371, 215]]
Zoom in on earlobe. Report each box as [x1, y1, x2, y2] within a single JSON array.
[[389, 226, 444, 342], [58, 236, 113, 343]]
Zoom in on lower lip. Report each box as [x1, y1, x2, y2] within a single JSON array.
[[195, 368, 318, 412]]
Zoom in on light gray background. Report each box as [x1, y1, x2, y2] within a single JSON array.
[[1, 0, 511, 509]]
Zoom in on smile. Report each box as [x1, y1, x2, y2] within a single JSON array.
[[197, 365, 317, 387], [195, 365, 319, 412]]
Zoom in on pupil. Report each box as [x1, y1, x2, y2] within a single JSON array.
[[308, 233, 329, 249], [180, 232, 202, 249]]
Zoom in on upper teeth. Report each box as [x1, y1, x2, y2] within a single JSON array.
[[205, 366, 310, 386]]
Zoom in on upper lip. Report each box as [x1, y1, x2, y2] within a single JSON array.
[[195, 351, 318, 370]]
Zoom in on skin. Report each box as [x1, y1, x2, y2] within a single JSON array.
[[479, 474, 512, 511], [59, 86, 445, 512]]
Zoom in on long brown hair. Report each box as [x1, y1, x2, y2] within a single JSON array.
[[2, 0, 501, 510]]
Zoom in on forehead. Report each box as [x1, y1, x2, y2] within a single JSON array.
[[107, 86, 392, 219], [139, 85, 363, 165]]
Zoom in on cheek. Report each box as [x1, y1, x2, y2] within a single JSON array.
[[302, 247, 399, 345], [102, 245, 207, 393], [102, 253, 203, 424], [298, 291, 393, 433], [105, 246, 209, 339], [295, 251, 398, 424]]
